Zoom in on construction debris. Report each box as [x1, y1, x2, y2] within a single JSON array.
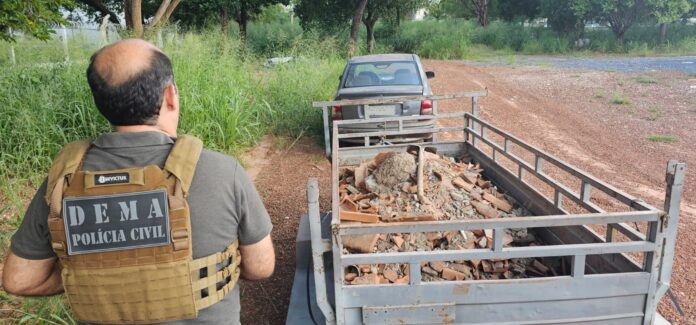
[[339, 150, 555, 284]]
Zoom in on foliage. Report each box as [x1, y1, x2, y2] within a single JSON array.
[[174, 0, 289, 37], [0, 0, 74, 42], [293, 0, 355, 33], [647, 135, 678, 143], [647, 0, 692, 24]]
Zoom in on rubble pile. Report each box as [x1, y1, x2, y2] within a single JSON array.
[[338, 149, 555, 285]]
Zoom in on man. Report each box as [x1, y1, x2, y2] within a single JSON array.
[[2, 39, 275, 324]]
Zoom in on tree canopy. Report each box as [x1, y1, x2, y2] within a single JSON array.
[[1, 0, 74, 42]]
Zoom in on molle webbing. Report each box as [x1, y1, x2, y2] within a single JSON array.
[[45, 135, 241, 324], [191, 240, 241, 310]]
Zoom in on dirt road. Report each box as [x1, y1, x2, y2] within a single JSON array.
[[242, 60, 696, 324]]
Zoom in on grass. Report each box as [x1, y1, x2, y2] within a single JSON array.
[[636, 75, 657, 84], [647, 135, 678, 143], [645, 107, 660, 121], [610, 93, 631, 105], [594, 90, 606, 98]]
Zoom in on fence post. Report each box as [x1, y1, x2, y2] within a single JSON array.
[[61, 26, 69, 63], [157, 29, 163, 48], [99, 15, 111, 46], [9, 28, 16, 65]]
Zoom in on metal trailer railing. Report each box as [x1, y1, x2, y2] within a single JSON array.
[[309, 93, 685, 325]]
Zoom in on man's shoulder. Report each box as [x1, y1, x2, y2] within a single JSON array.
[[197, 148, 242, 175]]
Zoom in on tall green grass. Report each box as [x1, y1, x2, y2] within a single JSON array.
[[377, 19, 696, 57]]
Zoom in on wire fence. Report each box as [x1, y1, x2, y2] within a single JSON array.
[[3, 20, 177, 66]]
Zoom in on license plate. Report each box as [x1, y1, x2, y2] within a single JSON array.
[[366, 105, 396, 117]]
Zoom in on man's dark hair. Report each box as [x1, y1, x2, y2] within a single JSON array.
[[86, 49, 174, 126]]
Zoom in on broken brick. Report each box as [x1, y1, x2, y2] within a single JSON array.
[[343, 234, 379, 253], [394, 213, 436, 222], [452, 177, 475, 192], [422, 266, 439, 277], [340, 210, 380, 223], [429, 261, 445, 272], [477, 236, 488, 248], [471, 201, 500, 219], [383, 269, 399, 282], [449, 263, 472, 275], [340, 195, 359, 212], [476, 179, 491, 189], [482, 192, 513, 213], [481, 260, 493, 272], [503, 233, 514, 246], [394, 275, 410, 284], [442, 267, 466, 281], [391, 235, 404, 249]]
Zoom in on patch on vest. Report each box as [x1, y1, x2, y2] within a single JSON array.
[[62, 189, 170, 255], [94, 172, 129, 185]]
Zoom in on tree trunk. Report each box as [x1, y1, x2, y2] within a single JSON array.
[[144, 0, 181, 38], [349, 0, 369, 56], [471, 0, 488, 27], [395, 6, 401, 27], [363, 9, 377, 53], [220, 7, 230, 37], [660, 23, 667, 44], [126, 0, 144, 37], [235, 2, 249, 40]]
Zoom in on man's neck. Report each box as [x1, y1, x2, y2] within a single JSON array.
[[112, 125, 176, 137]]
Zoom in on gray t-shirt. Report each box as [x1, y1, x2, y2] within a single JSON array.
[[10, 131, 273, 325]]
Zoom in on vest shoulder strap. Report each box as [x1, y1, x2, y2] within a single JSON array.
[[164, 135, 203, 195], [44, 139, 92, 205]]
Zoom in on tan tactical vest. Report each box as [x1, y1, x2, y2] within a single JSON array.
[[45, 135, 240, 324]]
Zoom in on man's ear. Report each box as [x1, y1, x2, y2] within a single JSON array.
[[164, 83, 178, 112]]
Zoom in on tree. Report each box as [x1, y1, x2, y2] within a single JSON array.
[[495, 0, 540, 22], [362, 0, 425, 52], [0, 0, 74, 42], [592, 0, 647, 45], [541, 0, 597, 39], [77, 0, 181, 37], [348, 0, 369, 56], [470, 0, 489, 27], [294, 0, 367, 54], [647, 0, 693, 43]]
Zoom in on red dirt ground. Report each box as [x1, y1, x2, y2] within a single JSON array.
[[242, 61, 696, 324]]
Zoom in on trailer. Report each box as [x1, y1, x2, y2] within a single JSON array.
[[287, 92, 685, 325]]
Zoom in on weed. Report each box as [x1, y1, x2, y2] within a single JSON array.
[[594, 90, 606, 98], [636, 76, 657, 84], [645, 107, 660, 121], [610, 93, 631, 105], [647, 135, 678, 143], [617, 80, 624, 86]]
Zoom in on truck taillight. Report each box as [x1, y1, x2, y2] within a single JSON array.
[[332, 106, 343, 120], [420, 100, 433, 115]]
